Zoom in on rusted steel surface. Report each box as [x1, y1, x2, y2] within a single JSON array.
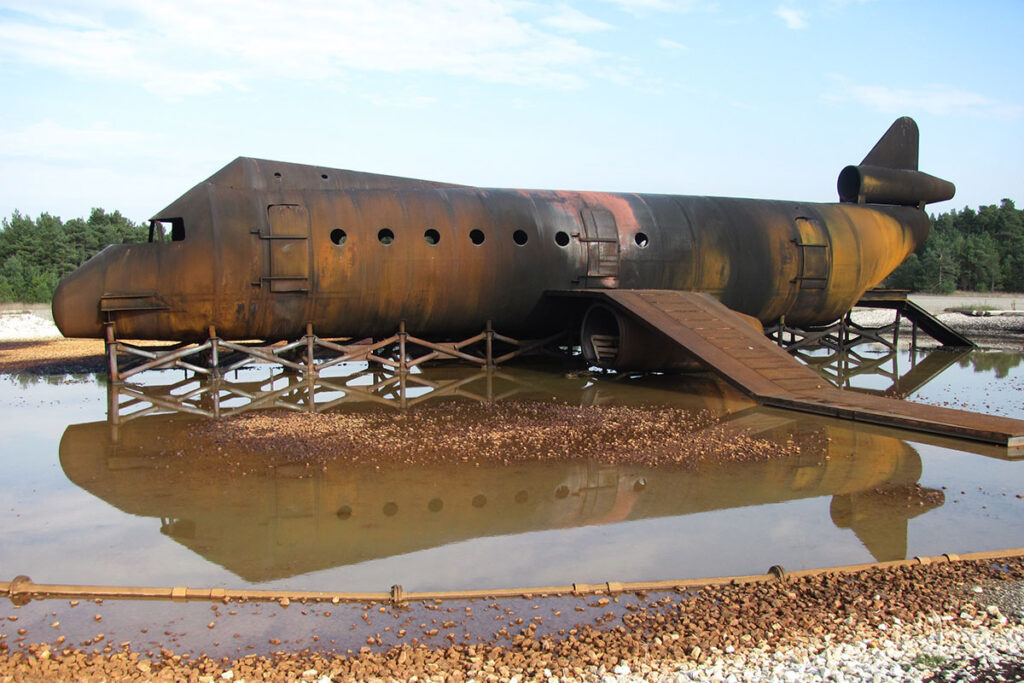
[[53, 117, 947, 344]]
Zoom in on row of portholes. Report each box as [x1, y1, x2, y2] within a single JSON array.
[[337, 491, 524, 519], [333, 478, 646, 519], [329, 228, 652, 249], [331, 227, 529, 247]]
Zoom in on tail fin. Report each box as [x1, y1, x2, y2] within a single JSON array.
[[838, 116, 954, 207], [861, 116, 918, 170]]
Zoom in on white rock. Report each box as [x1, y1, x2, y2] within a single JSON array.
[[0, 312, 62, 340]]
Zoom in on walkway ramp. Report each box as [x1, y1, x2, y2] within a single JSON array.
[[571, 289, 1024, 450], [858, 290, 975, 347]]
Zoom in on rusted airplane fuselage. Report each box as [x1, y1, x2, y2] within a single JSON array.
[[52, 117, 953, 343]]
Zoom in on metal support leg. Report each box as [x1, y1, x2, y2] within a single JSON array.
[[398, 321, 408, 374], [305, 323, 316, 378], [104, 322, 120, 384], [208, 326, 221, 380], [485, 319, 494, 368]]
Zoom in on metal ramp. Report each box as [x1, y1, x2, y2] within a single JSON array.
[[568, 289, 1024, 449], [857, 290, 975, 348]]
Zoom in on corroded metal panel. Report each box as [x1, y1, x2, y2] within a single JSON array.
[[793, 217, 829, 291], [51, 118, 951, 345], [580, 207, 619, 285], [266, 204, 310, 293]]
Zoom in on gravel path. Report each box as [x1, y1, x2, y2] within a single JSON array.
[[0, 310, 62, 340]]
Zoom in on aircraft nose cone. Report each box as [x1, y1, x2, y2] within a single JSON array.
[[52, 265, 104, 338]]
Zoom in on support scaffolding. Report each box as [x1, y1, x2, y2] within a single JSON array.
[[104, 321, 566, 385], [102, 321, 569, 423], [765, 290, 975, 353], [766, 308, 905, 354]]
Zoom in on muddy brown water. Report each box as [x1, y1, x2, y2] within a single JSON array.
[[1, 348, 1023, 658]]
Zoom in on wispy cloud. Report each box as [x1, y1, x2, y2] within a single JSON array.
[[0, 120, 150, 161], [656, 37, 688, 51], [0, 0, 607, 98], [774, 5, 807, 29], [362, 93, 439, 109], [540, 4, 614, 33], [827, 78, 1023, 119], [599, 0, 712, 17]]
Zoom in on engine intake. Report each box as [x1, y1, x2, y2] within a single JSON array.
[[580, 304, 699, 371]]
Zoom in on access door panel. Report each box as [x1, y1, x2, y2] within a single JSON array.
[[266, 204, 310, 293]]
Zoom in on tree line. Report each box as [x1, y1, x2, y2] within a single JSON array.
[[883, 199, 1024, 294], [0, 209, 147, 303], [0, 199, 1021, 304]]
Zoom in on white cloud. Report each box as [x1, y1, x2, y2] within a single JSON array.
[[0, 120, 150, 161], [827, 78, 1023, 119], [362, 93, 439, 109], [0, 0, 605, 98], [656, 37, 688, 51], [540, 4, 614, 33], [599, 0, 711, 16], [774, 5, 807, 29]]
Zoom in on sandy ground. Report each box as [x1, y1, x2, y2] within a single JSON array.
[[911, 292, 1024, 314]]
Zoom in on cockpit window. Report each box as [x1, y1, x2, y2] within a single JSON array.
[[149, 218, 185, 242]]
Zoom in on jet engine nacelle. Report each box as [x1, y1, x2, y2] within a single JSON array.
[[837, 165, 955, 206], [579, 304, 690, 371]]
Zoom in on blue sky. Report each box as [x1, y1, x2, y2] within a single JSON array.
[[0, 0, 1021, 223]]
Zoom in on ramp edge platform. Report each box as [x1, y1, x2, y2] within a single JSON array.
[[554, 289, 1024, 450]]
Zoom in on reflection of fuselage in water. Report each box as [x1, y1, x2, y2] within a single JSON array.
[[60, 408, 941, 582]]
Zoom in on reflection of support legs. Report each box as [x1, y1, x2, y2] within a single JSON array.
[[107, 380, 120, 429], [102, 322, 569, 420]]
